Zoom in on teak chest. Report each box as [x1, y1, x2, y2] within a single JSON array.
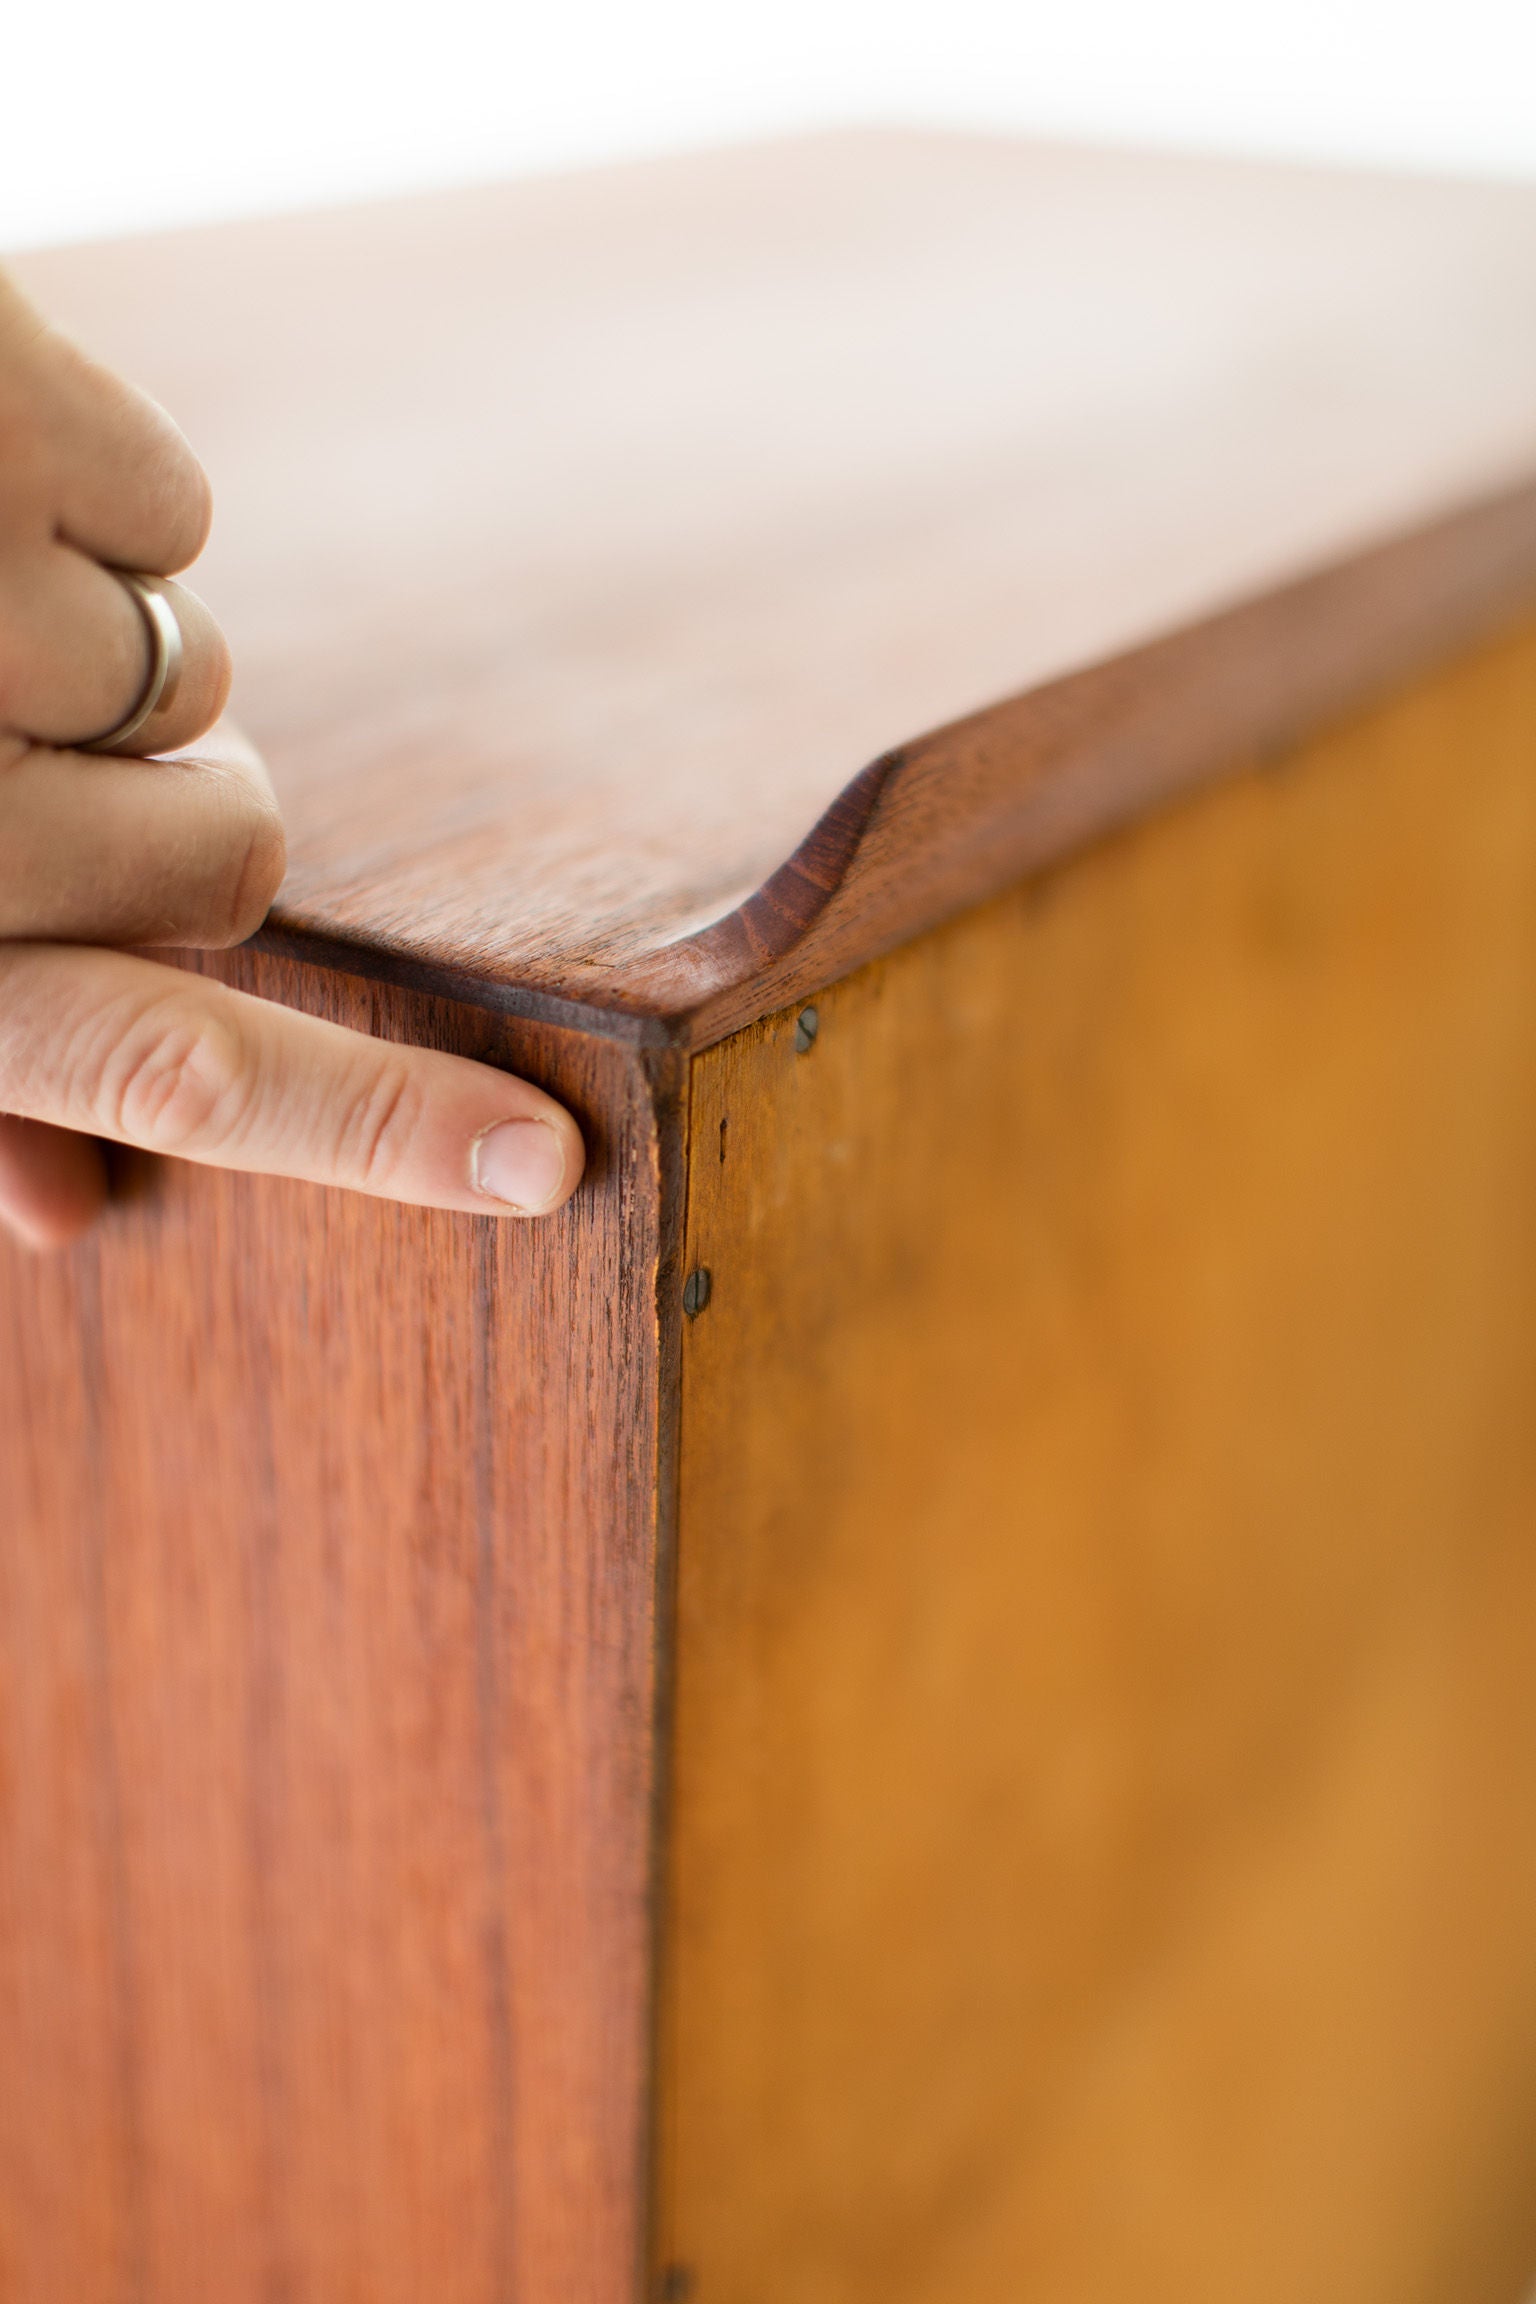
[[7, 132, 1536, 2303]]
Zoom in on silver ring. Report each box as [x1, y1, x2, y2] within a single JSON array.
[[77, 571, 185, 755]]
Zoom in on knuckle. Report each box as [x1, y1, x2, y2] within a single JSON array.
[[342, 1059, 425, 1191], [206, 794, 286, 947], [202, 620, 234, 717], [144, 426, 213, 568], [151, 593, 231, 749], [99, 993, 250, 1154], [175, 457, 215, 564]]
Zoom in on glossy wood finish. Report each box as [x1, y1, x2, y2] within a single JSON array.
[[9, 135, 1536, 2304], [658, 617, 1536, 2302], [0, 953, 683, 2304], [14, 134, 1536, 1036], [643, 484, 1536, 1043]]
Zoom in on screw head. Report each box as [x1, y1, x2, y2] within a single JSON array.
[[682, 1267, 712, 1319], [794, 1005, 820, 1053]]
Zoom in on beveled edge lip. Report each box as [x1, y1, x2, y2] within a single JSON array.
[[250, 465, 1536, 1057], [248, 744, 903, 1053], [248, 752, 902, 1051], [246, 919, 678, 1046]]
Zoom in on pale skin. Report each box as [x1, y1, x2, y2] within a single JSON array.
[[0, 269, 585, 1250]]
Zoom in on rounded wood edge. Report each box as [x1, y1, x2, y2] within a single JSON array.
[[618, 473, 1536, 1047], [257, 475, 1536, 1053]]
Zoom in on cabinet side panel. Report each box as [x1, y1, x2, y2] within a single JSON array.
[[0, 960, 670, 2304], [660, 618, 1536, 2303]]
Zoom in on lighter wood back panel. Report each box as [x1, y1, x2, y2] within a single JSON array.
[[659, 617, 1536, 2302]]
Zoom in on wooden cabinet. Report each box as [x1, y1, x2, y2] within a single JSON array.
[[7, 132, 1536, 2304]]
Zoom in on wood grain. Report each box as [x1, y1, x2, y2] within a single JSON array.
[[657, 613, 1536, 2302], [9, 130, 1536, 2304], [0, 952, 684, 2304], [633, 481, 1536, 1042], [13, 133, 1536, 1036]]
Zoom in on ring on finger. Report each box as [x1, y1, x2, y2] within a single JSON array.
[[76, 571, 185, 756]]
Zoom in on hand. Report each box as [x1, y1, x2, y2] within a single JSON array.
[[0, 270, 584, 1250]]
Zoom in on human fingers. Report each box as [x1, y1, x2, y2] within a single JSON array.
[[0, 557, 230, 756], [0, 268, 228, 754], [0, 715, 285, 949], [0, 1114, 107, 1251], [0, 944, 586, 1220], [0, 269, 212, 576]]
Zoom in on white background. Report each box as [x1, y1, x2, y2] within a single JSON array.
[[6, 0, 1536, 251]]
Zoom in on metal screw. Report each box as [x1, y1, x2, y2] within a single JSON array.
[[794, 1005, 819, 1053], [682, 1267, 712, 1319]]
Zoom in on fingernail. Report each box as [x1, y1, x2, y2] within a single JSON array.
[[472, 1119, 568, 1213]]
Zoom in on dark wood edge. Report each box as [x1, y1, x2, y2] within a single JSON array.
[[618, 473, 1536, 1044], [637, 1038, 691, 2301], [251, 473, 1536, 1052], [245, 922, 679, 1047]]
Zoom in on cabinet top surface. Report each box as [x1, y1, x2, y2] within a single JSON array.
[[16, 132, 1536, 1040]]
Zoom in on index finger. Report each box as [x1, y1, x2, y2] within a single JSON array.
[[0, 942, 587, 1219]]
